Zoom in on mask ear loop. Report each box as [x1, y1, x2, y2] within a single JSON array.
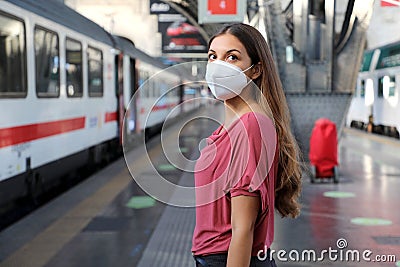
[[242, 64, 255, 86], [242, 64, 254, 73]]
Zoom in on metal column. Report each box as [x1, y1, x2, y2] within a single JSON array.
[[324, 0, 336, 92], [293, 0, 309, 55]]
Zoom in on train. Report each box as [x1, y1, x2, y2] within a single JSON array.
[[346, 40, 400, 139], [0, 0, 203, 227]]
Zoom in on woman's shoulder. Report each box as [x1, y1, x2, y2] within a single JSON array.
[[239, 112, 273, 130], [233, 112, 276, 145]]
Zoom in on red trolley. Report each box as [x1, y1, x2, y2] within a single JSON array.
[[309, 118, 339, 183]]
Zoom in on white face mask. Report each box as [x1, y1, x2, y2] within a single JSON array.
[[205, 60, 253, 100]]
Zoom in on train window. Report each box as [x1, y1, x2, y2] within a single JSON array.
[[151, 80, 156, 97], [0, 12, 27, 98], [146, 71, 151, 98], [389, 77, 396, 97], [34, 26, 60, 98], [379, 75, 396, 98], [360, 80, 365, 98], [378, 77, 384, 98], [148, 83, 152, 98], [130, 59, 136, 98], [66, 38, 83, 97], [138, 70, 144, 88], [87, 46, 103, 97], [140, 70, 150, 98]]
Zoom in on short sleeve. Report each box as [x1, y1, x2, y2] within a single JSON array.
[[226, 113, 271, 209]]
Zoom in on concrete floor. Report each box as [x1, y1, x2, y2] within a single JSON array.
[[1, 105, 399, 267]]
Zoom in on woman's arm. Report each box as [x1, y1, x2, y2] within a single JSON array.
[[227, 195, 260, 267]]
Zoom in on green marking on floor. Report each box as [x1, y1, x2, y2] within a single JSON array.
[[126, 196, 156, 209], [157, 164, 176, 171], [395, 261, 400, 267], [350, 217, 392, 226], [179, 147, 188, 153], [323, 191, 356, 198]]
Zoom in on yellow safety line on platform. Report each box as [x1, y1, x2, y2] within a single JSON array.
[[343, 127, 400, 147], [0, 139, 166, 267]]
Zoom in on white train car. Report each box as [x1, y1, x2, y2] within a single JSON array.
[[346, 41, 400, 138], [112, 36, 183, 142], [0, 0, 198, 226], [0, 0, 119, 207]]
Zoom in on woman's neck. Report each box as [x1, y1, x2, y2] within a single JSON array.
[[223, 96, 256, 127]]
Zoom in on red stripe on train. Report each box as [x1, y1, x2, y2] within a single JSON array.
[[151, 103, 177, 111], [105, 112, 118, 122], [0, 117, 85, 149]]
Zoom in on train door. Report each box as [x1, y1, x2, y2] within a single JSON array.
[[179, 83, 184, 114], [375, 74, 386, 128], [364, 78, 375, 132], [115, 53, 124, 145], [123, 56, 138, 137]]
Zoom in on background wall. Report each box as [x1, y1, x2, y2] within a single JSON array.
[[65, 0, 161, 56]]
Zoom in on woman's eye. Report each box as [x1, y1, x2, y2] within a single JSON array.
[[208, 54, 216, 60], [227, 55, 238, 61]]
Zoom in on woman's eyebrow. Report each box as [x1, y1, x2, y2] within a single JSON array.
[[227, 49, 241, 54], [208, 49, 242, 54]]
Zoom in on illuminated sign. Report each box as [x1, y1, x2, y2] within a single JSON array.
[[198, 0, 246, 24], [150, 2, 170, 13], [208, 0, 237, 15], [150, 0, 207, 54], [381, 0, 400, 6]]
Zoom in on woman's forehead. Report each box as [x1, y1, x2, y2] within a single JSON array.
[[209, 34, 246, 52]]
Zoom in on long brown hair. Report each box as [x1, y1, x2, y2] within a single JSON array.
[[209, 23, 302, 218]]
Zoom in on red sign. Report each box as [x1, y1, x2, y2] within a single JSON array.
[[381, 0, 400, 6], [208, 0, 237, 15]]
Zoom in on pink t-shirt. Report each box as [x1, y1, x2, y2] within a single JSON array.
[[192, 112, 278, 256]]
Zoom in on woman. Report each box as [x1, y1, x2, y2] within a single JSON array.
[[192, 23, 302, 267]]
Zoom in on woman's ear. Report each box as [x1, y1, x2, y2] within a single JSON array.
[[250, 62, 262, 80]]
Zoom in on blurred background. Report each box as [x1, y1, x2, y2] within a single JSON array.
[[0, 0, 399, 266]]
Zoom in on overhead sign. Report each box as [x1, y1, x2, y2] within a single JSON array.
[[150, 0, 207, 54], [150, 1, 171, 13], [198, 0, 246, 24], [381, 0, 400, 6], [208, 0, 237, 15]]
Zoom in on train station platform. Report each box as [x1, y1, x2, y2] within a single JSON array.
[[0, 104, 399, 267]]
